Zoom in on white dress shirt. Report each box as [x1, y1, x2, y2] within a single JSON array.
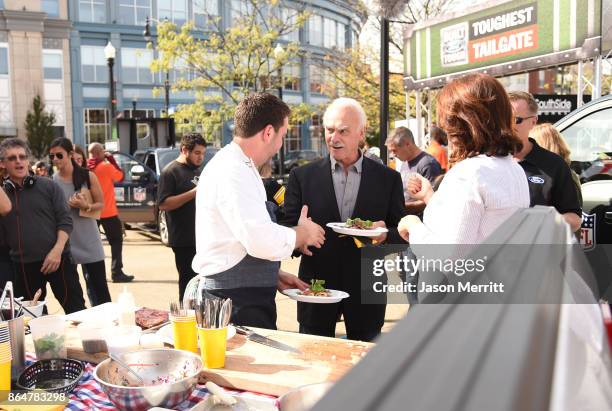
[[410, 155, 530, 245], [192, 142, 296, 276]]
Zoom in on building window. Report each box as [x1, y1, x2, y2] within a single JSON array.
[[158, 0, 187, 26], [84, 108, 109, 143], [280, 8, 299, 42], [0, 44, 12, 125], [81, 45, 108, 83], [118, 0, 150, 26], [231, 0, 254, 24], [43, 50, 65, 126], [285, 124, 301, 152], [309, 15, 323, 46], [309, 65, 323, 94], [337, 24, 346, 51], [43, 52, 62, 80], [283, 63, 301, 91], [121, 48, 153, 84], [194, 0, 219, 28], [42, 0, 59, 17], [310, 114, 324, 154], [323, 18, 337, 49], [79, 0, 106, 23]]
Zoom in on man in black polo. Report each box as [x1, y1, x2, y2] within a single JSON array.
[[158, 133, 206, 301], [508, 91, 582, 232]]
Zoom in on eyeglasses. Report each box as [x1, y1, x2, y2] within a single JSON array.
[[515, 115, 537, 125], [4, 154, 28, 162], [49, 153, 64, 160]]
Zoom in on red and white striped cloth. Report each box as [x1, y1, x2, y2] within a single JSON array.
[[24, 354, 277, 410]]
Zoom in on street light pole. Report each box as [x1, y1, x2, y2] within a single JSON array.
[[379, 17, 389, 164], [104, 41, 117, 141], [274, 44, 286, 177]]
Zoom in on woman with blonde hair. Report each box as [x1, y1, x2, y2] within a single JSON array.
[[531, 123, 582, 206]]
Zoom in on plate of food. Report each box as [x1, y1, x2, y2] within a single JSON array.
[[282, 280, 349, 304], [327, 218, 388, 237]]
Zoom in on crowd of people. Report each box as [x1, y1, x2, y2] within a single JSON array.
[[0, 137, 134, 314], [0, 73, 584, 339]]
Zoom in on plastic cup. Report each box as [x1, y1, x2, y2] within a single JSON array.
[[20, 300, 46, 318], [105, 325, 141, 358], [197, 327, 228, 369], [0, 359, 10, 401], [78, 321, 112, 353], [29, 315, 66, 360], [171, 313, 198, 354]]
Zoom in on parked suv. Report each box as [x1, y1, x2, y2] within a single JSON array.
[[555, 94, 612, 248], [112, 146, 219, 245]]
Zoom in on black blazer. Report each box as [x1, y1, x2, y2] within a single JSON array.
[[283, 156, 407, 325]]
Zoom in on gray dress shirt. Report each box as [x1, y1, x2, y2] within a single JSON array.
[[330, 154, 363, 221]]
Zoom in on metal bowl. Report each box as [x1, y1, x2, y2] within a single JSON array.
[[93, 349, 202, 411], [278, 382, 333, 411]]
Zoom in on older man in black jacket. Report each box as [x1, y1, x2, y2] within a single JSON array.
[[283, 98, 406, 342]]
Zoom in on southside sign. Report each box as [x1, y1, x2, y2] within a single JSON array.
[[404, 0, 602, 90]]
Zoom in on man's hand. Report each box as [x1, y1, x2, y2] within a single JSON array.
[[371, 220, 387, 243], [41, 247, 62, 274], [407, 174, 433, 204], [277, 270, 308, 292], [398, 215, 421, 242], [294, 205, 325, 253]]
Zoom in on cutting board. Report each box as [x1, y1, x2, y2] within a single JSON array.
[[198, 328, 372, 396]]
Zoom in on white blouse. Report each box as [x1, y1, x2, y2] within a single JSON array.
[[192, 142, 296, 276], [409, 155, 530, 245]]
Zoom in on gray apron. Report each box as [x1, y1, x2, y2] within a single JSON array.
[[202, 201, 281, 290]]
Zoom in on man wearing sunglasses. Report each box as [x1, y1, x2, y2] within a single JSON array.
[[0, 138, 86, 314], [508, 91, 582, 232]]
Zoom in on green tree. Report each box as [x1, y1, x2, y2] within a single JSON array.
[[151, 0, 312, 143], [318, 46, 408, 147], [25, 95, 56, 159]]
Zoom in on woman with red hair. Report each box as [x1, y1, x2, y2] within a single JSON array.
[[398, 73, 529, 244]]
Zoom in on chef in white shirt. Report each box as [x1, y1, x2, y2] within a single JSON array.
[[192, 93, 326, 329]]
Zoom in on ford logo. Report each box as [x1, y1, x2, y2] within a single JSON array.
[[528, 176, 545, 184]]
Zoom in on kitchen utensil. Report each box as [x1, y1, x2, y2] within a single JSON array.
[[94, 349, 202, 411], [16, 358, 84, 394], [31, 288, 42, 305], [234, 326, 302, 354], [278, 382, 333, 411], [108, 352, 145, 385]]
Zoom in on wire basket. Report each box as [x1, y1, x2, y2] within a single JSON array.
[[16, 358, 84, 394]]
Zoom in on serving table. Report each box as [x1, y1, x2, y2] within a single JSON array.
[[16, 309, 373, 409]]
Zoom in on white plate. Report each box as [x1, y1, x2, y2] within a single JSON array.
[[282, 288, 350, 304], [157, 324, 236, 347], [326, 222, 388, 237]]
